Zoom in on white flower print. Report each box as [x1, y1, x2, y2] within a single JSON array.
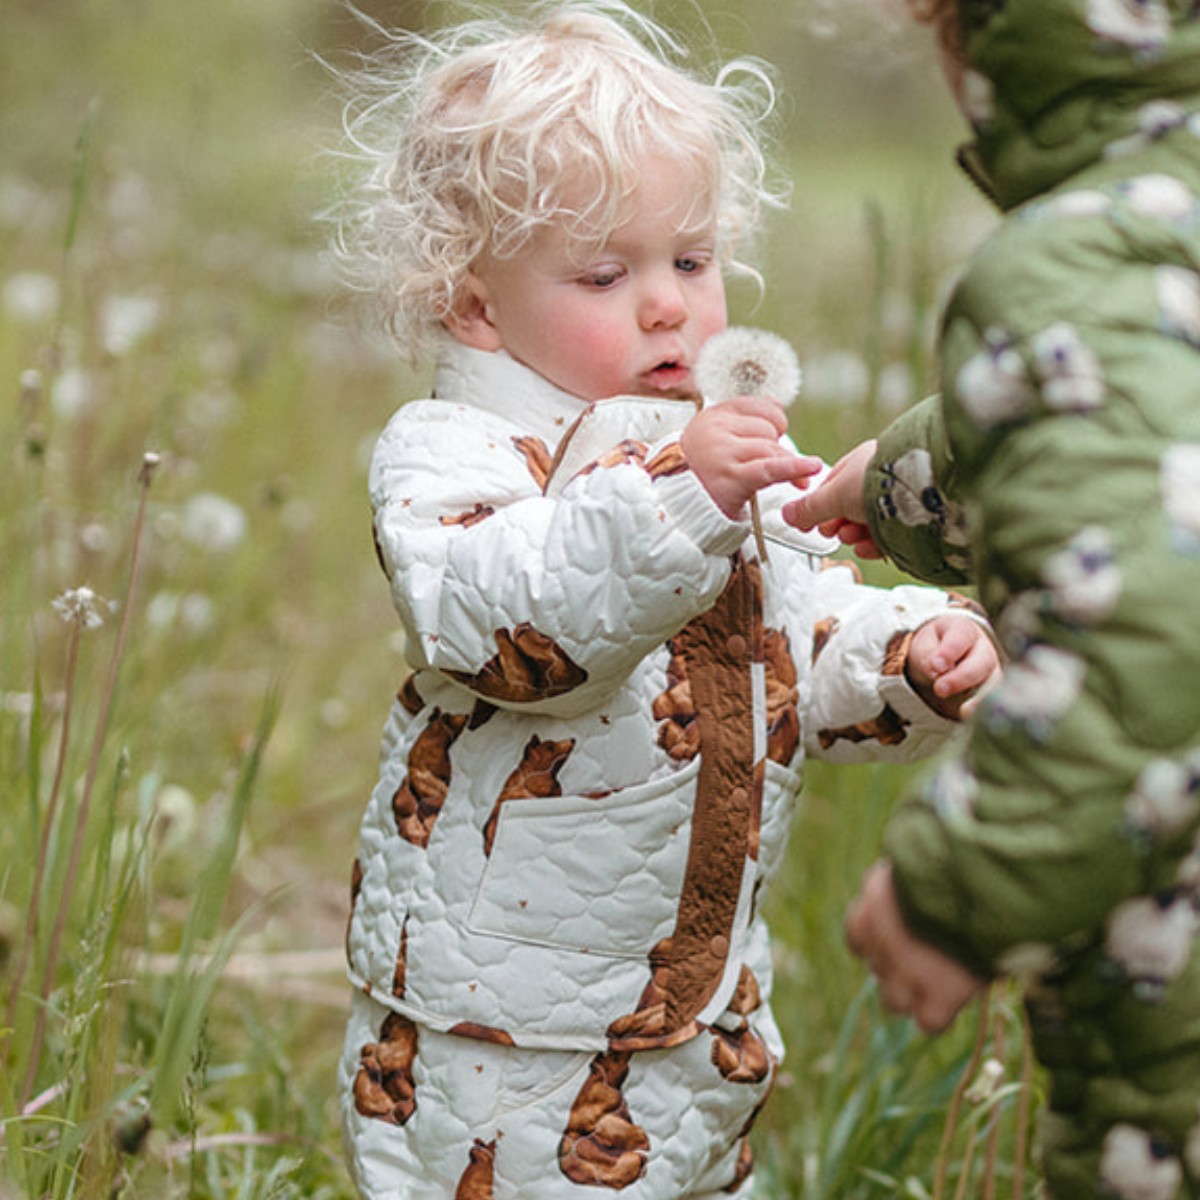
[[1161, 442, 1200, 552], [1156, 266, 1200, 346], [1039, 190, 1113, 220], [995, 941, 1059, 981], [1105, 893, 1200, 995], [1125, 755, 1200, 841], [1086, 0, 1170, 53], [1107, 104, 1189, 159], [1030, 323, 1106, 414], [1041, 526, 1121, 624], [983, 644, 1085, 742], [955, 333, 1034, 429], [961, 70, 995, 126], [1120, 173, 1198, 222], [1186, 1105, 1200, 1179], [925, 758, 979, 824], [1099, 1124, 1183, 1200], [876, 448, 972, 561]]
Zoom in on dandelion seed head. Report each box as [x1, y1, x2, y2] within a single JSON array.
[[695, 326, 802, 407], [180, 492, 247, 553], [52, 586, 110, 630], [51, 366, 95, 421], [101, 293, 163, 357], [139, 451, 162, 486], [20, 368, 43, 407], [2, 271, 59, 324], [965, 1057, 1005, 1104]]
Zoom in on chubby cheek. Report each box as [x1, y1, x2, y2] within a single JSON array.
[[539, 311, 632, 401]]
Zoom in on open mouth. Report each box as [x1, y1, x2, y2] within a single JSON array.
[[644, 361, 691, 391]]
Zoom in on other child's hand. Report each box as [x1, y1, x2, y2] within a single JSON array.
[[846, 860, 984, 1034], [781, 439, 881, 558]]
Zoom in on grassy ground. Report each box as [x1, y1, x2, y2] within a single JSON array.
[[0, 1, 1039, 1196]]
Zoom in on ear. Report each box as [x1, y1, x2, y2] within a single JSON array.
[[443, 271, 504, 352]]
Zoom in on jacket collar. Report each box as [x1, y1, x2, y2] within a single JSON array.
[[431, 340, 590, 441]]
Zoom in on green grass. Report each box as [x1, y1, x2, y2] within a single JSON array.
[[0, 1, 1037, 1196]]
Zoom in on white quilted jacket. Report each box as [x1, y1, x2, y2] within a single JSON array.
[[346, 342, 980, 1052]]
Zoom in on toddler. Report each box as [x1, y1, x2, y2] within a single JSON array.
[[786, 1, 1200, 1197], [332, 4, 999, 1197]]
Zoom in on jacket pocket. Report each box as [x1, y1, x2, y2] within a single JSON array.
[[467, 760, 700, 959]]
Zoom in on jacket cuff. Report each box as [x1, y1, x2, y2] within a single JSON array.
[[653, 460, 750, 559]]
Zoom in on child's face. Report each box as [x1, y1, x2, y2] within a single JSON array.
[[448, 158, 728, 402]]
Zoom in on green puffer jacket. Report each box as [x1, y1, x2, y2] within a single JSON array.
[[863, 1, 1200, 1195]]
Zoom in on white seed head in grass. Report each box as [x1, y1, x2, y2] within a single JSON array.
[[52, 586, 110, 630], [695, 327, 802, 407]]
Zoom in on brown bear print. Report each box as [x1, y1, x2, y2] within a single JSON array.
[[605, 938, 704, 1049], [397, 673, 424, 715], [454, 1138, 496, 1200], [817, 705, 909, 750], [711, 966, 772, 1084], [652, 643, 700, 762], [644, 442, 689, 480], [440, 502, 496, 529], [448, 624, 588, 703], [882, 629, 913, 678], [947, 591, 987, 620], [346, 858, 364, 964], [393, 708, 471, 848], [392, 917, 408, 998], [723, 1137, 754, 1194], [483, 735, 575, 856], [448, 1021, 516, 1047], [512, 435, 553, 491], [763, 628, 800, 766], [579, 439, 649, 476], [711, 1025, 772, 1084], [353, 1011, 419, 1125], [558, 1051, 650, 1189], [812, 616, 839, 663]]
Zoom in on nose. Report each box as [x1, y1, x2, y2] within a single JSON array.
[[638, 270, 687, 331]]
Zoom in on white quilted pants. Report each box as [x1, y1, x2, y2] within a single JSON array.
[[339, 989, 782, 1199]]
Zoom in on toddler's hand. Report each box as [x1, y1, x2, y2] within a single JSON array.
[[681, 396, 822, 519], [905, 614, 1001, 721], [781, 440, 881, 559], [846, 860, 984, 1034]]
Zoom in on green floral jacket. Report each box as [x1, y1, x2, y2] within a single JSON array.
[[863, 1, 1200, 1193]]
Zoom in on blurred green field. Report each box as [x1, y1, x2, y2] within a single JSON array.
[[0, 1, 1035, 1197]]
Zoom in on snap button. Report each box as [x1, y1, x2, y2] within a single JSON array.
[[709, 935, 730, 958], [726, 634, 747, 658]]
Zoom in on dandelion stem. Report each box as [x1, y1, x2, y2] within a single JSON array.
[[19, 460, 156, 1110], [981, 1004, 1007, 1200], [3, 624, 82, 1041], [933, 987, 992, 1200], [1013, 1006, 1035, 1200]]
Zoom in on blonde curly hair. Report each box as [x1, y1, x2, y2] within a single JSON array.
[[329, 1, 784, 362]]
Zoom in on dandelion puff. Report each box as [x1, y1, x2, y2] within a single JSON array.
[[694, 327, 801, 565], [965, 1058, 1005, 1104], [695, 326, 802, 407], [52, 586, 110, 630]]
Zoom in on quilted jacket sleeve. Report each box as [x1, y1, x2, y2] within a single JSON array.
[[801, 562, 988, 767], [370, 399, 747, 717], [862, 199, 1200, 977]]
